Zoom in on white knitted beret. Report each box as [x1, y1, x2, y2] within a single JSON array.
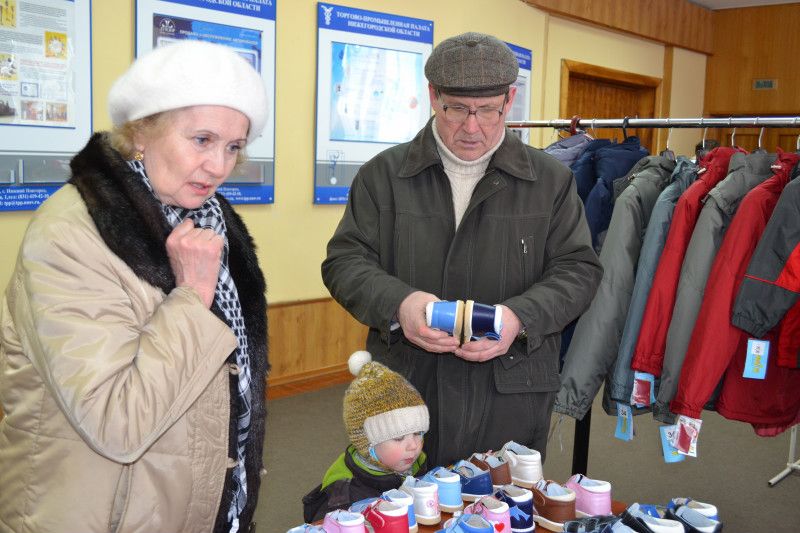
[[108, 40, 269, 144]]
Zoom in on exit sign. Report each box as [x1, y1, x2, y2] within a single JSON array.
[[753, 79, 777, 90]]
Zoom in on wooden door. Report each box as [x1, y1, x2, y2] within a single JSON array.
[[706, 124, 800, 154], [561, 60, 662, 153]]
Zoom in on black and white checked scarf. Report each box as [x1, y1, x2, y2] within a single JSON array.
[[128, 160, 251, 533]]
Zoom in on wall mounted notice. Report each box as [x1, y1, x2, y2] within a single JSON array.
[[0, 0, 92, 211], [136, 0, 276, 204], [314, 3, 432, 204], [505, 41, 532, 145]]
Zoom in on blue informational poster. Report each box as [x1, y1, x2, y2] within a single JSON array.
[[505, 42, 532, 145], [314, 3, 433, 204], [0, 0, 92, 212], [136, 0, 276, 204]]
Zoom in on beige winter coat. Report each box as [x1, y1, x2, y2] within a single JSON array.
[[0, 134, 269, 533]]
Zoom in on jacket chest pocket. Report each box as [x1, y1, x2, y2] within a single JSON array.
[[393, 212, 451, 289], [474, 215, 547, 301]]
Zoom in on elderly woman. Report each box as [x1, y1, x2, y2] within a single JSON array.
[[0, 41, 269, 533]]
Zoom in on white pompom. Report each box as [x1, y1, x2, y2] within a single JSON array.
[[348, 350, 372, 376]]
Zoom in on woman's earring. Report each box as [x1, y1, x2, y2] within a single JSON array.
[[134, 151, 144, 162]]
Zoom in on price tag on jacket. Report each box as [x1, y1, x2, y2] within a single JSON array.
[[631, 371, 656, 407], [743, 339, 770, 379], [659, 425, 686, 463], [615, 402, 634, 441], [671, 415, 702, 457]]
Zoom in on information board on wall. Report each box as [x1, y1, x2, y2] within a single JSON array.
[[0, 0, 92, 211], [314, 3, 432, 204], [136, 0, 276, 204], [505, 41, 532, 145]]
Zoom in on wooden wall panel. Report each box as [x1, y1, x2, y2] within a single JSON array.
[[560, 60, 661, 152], [705, 5, 800, 115], [524, 0, 713, 54], [266, 298, 367, 394]]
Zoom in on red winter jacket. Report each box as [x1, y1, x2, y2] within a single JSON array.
[[631, 147, 745, 375], [732, 169, 800, 368], [671, 152, 800, 426]]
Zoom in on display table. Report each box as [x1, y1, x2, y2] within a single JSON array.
[[414, 500, 628, 532]]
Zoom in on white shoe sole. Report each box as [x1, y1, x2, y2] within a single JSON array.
[[461, 492, 492, 502], [415, 513, 441, 526], [511, 477, 536, 489], [531, 514, 566, 532]]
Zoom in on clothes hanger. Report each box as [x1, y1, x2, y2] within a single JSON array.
[[659, 120, 676, 161], [753, 118, 767, 154], [753, 127, 767, 154], [621, 116, 630, 141], [795, 117, 800, 155]]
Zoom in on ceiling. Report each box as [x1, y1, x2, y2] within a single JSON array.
[[690, 0, 798, 9]]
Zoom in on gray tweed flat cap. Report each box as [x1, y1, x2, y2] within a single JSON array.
[[425, 32, 518, 97]]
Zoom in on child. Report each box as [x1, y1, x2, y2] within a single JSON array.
[[302, 351, 429, 523]]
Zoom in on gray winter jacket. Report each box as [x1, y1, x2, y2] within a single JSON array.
[[654, 151, 777, 422], [554, 156, 676, 420], [607, 158, 698, 406]]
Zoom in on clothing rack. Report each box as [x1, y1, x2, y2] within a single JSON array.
[[505, 116, 800, 130], [506, 115, 800, 482]]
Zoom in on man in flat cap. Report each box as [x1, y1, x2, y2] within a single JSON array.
[[323, 32, 601, 467]]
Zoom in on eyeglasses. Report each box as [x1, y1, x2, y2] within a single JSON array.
[[439, 93, 508, 126]]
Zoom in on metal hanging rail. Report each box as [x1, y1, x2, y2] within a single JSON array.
[[523, 114, 800, 480], [505, 116, 800, 129]]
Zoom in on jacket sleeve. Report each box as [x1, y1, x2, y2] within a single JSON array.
[[732, 180, 800, 337], [11, 213, 237, 464], [670, 195, 767, 419], [322, 171, 416, 329], [502, 171, 603, 342]]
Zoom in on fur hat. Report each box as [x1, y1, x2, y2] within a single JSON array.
[[108, 41, 269, 143], [343, 351, 429, 459], [425, 32, 518, 97]]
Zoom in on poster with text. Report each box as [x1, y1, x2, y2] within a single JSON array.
[[0, 0, 92, 211], [315, 3, 432, 204], [136, 0, 276, 204], [505, 42, 532, 145]]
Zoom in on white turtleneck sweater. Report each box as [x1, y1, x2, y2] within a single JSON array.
[[432, 121, 505, 229]]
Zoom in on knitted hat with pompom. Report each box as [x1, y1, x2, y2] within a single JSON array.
[[343, 351, 429, 460]]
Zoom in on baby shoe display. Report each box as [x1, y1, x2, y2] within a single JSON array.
[[322, 509, 367, 533], [383, 488, 418, 532], [666, 498, 718, 520], [563, 515, 620, 533], [453, 459, 493, 502], [469, 452, 512, 488], [422, 466, 464, 512], [286, 524, 327, 532], [620, 503, 683, 533], [531, 479, 577, 532], [359, 498, 410, 533], [497, 441, 543, 488], [565, 473, 612, 516], [464, 495, 512, 532], [436, 513, 495, 533], [664, 505, 722, 533], [495, 484, 535, 533], [401, 475, 441, 526]]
